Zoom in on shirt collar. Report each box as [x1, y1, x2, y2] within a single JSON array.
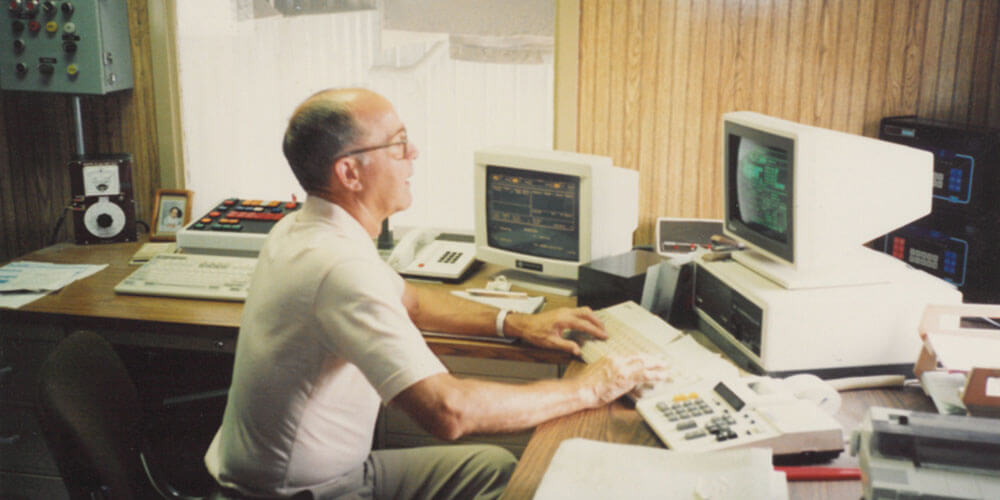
[[300, 195, 374, 246]]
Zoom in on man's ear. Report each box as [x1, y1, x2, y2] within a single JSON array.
[[333, 156, 364, 192]]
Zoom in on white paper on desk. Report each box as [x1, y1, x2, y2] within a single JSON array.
[[0, 261, 107, 309], [0, 290, 50, 309], [0, 261, 107, 292], [534, 438, 787, 500], [451, 290, 545, 314]]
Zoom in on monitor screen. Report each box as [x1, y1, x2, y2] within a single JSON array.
[[485, 166, 580, 262], [725, 122, 795, 263]]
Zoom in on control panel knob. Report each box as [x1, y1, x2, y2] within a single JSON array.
[[15, 62, 28, 74], [8, 0, 23, 13], [13, 38, 25, 51], [97, 213, 113, 228], [27, 19, 40, 32], [66, 63, 78, 76], [62, 40, 76, 53], [60, 1, 72, 15], [38, 62, 54, 75], [41, 0, 54, 16], [22, 0, 36, 15]]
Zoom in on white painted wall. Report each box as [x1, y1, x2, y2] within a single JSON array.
[[174, 2, 553, 231]]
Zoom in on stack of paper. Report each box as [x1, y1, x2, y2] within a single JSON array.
[[534, 438, 787, 500], [0, 261, 107, 309]]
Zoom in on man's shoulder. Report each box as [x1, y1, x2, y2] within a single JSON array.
[[265, 229, 384, 276]]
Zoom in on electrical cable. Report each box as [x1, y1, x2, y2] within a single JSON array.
[[980, 316, 1000, 329], [48, 206, 72, 245]]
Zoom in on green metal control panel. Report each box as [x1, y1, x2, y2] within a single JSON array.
[[1, 0, 133, 94]]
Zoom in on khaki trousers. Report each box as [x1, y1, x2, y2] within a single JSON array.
[[308, 444, 517, 500]]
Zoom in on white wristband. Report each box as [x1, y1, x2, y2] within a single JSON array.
[[496, 309, 511, 338]]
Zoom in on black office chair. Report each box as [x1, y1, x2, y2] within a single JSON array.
[[35, 330, 233, 500]]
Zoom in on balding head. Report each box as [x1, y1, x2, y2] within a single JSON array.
[[282, 88, 388, 193]]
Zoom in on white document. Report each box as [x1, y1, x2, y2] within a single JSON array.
[[450, 290, 545, 314], [420, 291, 545, 344], [534, 438, 787, 500], [0, 261, 107, 309]]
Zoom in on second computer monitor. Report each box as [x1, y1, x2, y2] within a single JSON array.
[[473, 146, 638, 293], [722, 111, 934, 289]]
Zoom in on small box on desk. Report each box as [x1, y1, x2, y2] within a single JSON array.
[[578, 249, 696, 328]]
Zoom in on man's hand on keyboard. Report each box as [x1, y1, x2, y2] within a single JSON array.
[[505, 306, 606, 356], [571, 355, 671, 407]]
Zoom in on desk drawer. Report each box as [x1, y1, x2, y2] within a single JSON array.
[[97, 329, 236, 353]]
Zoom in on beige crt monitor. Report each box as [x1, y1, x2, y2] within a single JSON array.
[[694, 112, 962, 377], [722, 111, 934, 289], [473, 146, 638, 294]]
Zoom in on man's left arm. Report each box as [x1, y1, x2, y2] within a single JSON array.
[[402, 283, 606, 356]]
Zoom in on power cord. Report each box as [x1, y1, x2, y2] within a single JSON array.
[[48, 205, 74, 245], [980, 316, 1000, 329]]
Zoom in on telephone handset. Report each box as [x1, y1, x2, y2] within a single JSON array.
[[385, 228, 477, 281]]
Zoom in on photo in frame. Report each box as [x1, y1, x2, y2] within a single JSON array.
[[151, 189, 192, 241]]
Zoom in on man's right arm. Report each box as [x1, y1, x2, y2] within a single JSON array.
[[388, 355, 667, 441]]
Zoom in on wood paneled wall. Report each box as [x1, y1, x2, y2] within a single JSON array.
[[0, 0, 158, 263], [575, 0, 1000, 244]]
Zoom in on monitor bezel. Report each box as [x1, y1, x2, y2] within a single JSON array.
[[474, 147, 599, 281], [724, 121, 796, 265]]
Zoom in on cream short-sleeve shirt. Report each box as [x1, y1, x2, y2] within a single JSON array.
[[205, 197, 447, 497]]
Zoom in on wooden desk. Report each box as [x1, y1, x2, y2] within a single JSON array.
[[0, 241, 573, 364], [501, 362, 937, 499]]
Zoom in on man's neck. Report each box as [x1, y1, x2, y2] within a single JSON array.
[[309, 190, 382, 238]]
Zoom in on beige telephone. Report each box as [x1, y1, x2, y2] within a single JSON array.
[[386, 228, 477, 281]]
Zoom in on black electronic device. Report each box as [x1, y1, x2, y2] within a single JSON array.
[[578, 249, 696, 328], [881, 214, 998, 303], [68, 154, 137, 244], [878, 116, 1000, 303], [880, 117, 999, 217], [579, 250, 661, 310]]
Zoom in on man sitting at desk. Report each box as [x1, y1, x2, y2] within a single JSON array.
[[203, 88, 667, 499]]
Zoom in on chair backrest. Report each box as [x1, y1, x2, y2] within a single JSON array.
[[35, 330, 161, 500]]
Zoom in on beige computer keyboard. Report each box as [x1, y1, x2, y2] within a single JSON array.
[[574, 301, 739, 399], [114, 253, 256, 301]]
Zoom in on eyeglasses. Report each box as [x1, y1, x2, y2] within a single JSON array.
[[336, 138, 409, 161]]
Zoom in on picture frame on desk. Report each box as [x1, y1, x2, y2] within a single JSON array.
[[150, 189, 192, 241]]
